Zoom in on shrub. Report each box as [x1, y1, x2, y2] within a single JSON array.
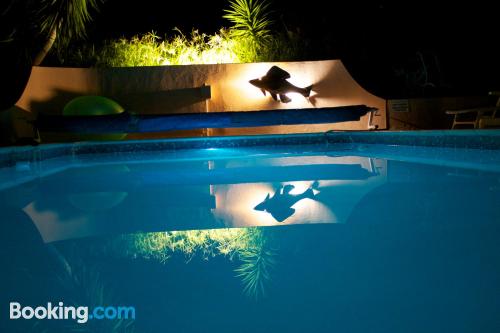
[[53, 0, 305, 67]]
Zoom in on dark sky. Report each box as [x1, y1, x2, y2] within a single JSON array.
[[89, 0, 229, 39]]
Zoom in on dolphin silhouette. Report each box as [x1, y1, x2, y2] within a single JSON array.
[[254, 182, 319, 222], [249, 66, 313, 103]]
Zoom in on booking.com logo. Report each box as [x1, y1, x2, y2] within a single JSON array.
[[10, 302, 135, 324]]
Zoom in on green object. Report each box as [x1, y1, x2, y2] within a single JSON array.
[[60, 95, 126, 141], [223, 0, 272, 39], [63, 95, 124, 116]]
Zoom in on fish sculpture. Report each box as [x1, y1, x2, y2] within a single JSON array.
[[249, 66, 313, 103], [254, 182, 319, 222]]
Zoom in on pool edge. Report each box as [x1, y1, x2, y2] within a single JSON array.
[[1, 129, 499, 167]]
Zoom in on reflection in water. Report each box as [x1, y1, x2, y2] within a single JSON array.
[[50, 255, 138, 333], [120, 228, 275, 299], [1, 155, 386, 242], [68, 192, 128, 213], [254, 181, 319, 222], [0, 210, 139, 333], [2, 149, 500, 332], [213, 157, 385, 228]]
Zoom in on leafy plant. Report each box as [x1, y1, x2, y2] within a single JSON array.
[[1, 0, 102, 110], [51, 0, 304, 66], [31, 0, 102, 64], [36, 0, 102, 45], [2, 0, 102, 58], [223, 0, 273, 40], [88, 29, 239, 67], [223, 0, 273, 63]]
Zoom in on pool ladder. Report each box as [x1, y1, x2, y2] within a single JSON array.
[[324, 107, 379, 141], [367, 108, 379, 130]]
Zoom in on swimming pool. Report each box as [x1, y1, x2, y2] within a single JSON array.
[[1, 130, 499, 332]]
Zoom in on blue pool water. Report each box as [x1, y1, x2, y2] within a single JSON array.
[[1, 131, 499, 332]]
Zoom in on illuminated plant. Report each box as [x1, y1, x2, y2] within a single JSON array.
[[223, 0, 275, 62], [52, 0, 302, 66], [122, 227, 276, 299], [167, 28, 239, 65], [92, 29, 239, 67], [96, 32, 168, 67], [223, 0, 273, 40]]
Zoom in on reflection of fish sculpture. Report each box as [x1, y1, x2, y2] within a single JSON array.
[[254, 182, 319, 222], [249, 66, 313, 103]]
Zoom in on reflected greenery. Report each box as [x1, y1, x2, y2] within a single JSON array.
[[24, 247, 137, 333], [235, 241, 276, 299], [121, 227, 276, 299]]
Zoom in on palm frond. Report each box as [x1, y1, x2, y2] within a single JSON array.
[[36, 0, 102, 46], [223, 0, 273, 40]]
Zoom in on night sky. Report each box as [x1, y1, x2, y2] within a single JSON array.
[[84, 0, 499, 98]]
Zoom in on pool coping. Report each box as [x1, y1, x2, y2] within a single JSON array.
[[1, 130, 499, 168]]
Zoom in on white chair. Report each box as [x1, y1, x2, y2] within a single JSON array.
[[446, 92, 500, 129]]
